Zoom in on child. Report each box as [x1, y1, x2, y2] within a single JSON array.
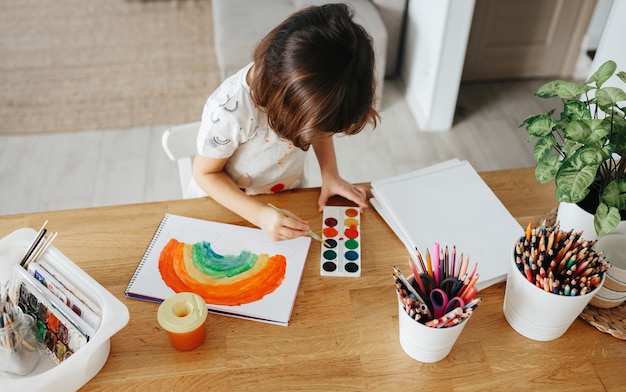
[[189, 4, 379, 241]]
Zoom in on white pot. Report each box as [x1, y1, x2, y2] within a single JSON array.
[[556, 202, 626, 241]]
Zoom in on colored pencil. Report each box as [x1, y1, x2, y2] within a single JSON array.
[[394, 244, 480, 328], [414, 247, 427, 274], [433, 242, 441, 286], [407, 258, 427, 295], [513, 222, 609, 296], [425, 248, 433, 278]]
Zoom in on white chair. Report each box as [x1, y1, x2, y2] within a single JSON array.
[[161, 122, 201, 198]]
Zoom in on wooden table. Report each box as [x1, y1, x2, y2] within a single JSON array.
[[1, 168, 624, 391]]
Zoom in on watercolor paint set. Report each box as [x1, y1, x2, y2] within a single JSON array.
[[11, 264, 97, 363], [320, 206, 361, 277], [0, 227, 129, 391], [25, 261, 101, 331]]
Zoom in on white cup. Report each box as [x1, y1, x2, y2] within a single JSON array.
[[503, 253, 604, 341], [397, 301, 469, 363], [595, 234, 626, 291]]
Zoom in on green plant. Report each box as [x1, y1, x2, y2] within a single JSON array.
[[520, 60, 626, 235]]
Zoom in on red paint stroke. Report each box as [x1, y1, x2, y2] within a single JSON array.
[[344, 227, 359, 239]]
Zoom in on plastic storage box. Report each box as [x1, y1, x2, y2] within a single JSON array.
[[0, 228, 129, 392]]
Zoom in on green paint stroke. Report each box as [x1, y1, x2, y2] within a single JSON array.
[[191, 242, 257, 278]]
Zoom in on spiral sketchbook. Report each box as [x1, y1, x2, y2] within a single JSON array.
[[125, 214, 311, 326], [371, 159, 522, 291]]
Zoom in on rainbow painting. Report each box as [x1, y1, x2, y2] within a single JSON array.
[[125, 214, 311, 326], [158, 238, 287, 306]]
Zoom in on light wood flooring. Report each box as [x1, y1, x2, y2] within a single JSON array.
[[0, 78, 557, 216]]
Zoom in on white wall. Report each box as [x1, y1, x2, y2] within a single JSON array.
[[573, 0, 614, 80], [587, 0, 614, 50], [400, 0, 475, 132], [589, 0, 626, 83]]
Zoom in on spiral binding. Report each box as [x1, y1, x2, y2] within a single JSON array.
[[124, 214, 170, 295]]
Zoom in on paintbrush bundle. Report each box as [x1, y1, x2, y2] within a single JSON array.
[[18, 221, 58, 269], [0, 286, 44, 376]]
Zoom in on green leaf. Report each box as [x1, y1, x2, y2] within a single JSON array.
[[561, 139, 581, 158], [586, 60, 616, 88], [601, 179, 626, 210], [596, 87, 626, 109], [524, 115, 557, 137], [618, 71, 626, 84], [564, 119, 608, 145], [601, 112, 623, 130], [533, 135, 557, 162], [555, 152, 598, 202], [611, 115, 626, 155], [562, 100, 591, 121], [520, 110, 555, 128], [535, 155, 560, 183], [594, 202, 621, 235], [535, 80, 589, 100], [577, 145, 613, 166], [535, 81, 562, 99], [601, 144, 616, 161], [596, 144, 615, 162], [555, 186, 569, 202]]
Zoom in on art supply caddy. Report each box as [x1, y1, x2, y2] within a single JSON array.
[[0, 226, 129, 392], [370, 160, 619, 361]]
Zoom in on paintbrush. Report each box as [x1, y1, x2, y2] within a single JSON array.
[[19, 220, 48, 267], [267, 203, 330, 247], [24, 231, 58, 268]]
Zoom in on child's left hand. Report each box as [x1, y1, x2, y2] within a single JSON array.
[[317, 177, 371, 212]]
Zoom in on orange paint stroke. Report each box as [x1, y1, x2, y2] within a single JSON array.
[[323, 227, 339, 237]]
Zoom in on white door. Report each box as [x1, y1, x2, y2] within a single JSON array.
[[462, 0, 597, 81]]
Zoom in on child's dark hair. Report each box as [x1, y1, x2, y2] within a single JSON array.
[[250, 3, 380, 150]]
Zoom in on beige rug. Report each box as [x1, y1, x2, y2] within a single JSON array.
[[0, 0, 220, 135]]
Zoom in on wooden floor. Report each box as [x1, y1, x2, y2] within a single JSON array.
[[0, 78, 557, 216]]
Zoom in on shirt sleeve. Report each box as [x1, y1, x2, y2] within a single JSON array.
[[196, 95, 244, 159]]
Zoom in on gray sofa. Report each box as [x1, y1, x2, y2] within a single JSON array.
[[212, 0, 407, 105]]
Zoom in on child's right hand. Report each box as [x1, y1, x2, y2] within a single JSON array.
[[259, 205, 310, 242]]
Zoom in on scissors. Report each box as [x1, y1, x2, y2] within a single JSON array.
[[438, 277, 461, 295], [417, 274, 461, 296], [416, 274, 436, 298], [429, 288, 465, 319]]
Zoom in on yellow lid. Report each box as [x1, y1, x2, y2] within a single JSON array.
[[157, 292, 208, 334]]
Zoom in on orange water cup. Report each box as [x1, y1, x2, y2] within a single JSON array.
[[157, 292, 208, 350]]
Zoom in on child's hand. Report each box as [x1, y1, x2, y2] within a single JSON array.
[[259, 205, 310, 241], [318, 177, 371, 212]]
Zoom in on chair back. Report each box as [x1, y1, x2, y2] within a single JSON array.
[[161, 122, 201, 198]]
